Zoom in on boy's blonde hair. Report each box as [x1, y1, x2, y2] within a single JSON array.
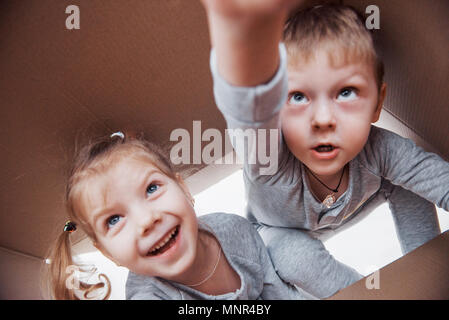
[[43, 133, 177, 299], [283, 4, 384, 89]]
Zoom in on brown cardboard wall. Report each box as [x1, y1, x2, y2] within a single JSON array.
[[344, 0, 449, 159], [0, 0, 223, 261], [0, 0, 448, 299]]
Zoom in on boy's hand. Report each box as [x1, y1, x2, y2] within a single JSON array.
[[200, 0, 294, 18], [201, 0, 306, 86]]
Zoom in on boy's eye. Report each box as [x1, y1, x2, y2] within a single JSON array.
[[288, 92, 309, 105], [337, 87, 358, 101], [106, 215, 121, 229], [146, 183, 159, 195]]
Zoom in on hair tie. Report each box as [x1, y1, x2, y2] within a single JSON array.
[[63, 221, 77, 233], [110, 131, 125, 139]]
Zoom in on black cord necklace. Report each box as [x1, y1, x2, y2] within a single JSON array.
[[306, 165, 346, 208]]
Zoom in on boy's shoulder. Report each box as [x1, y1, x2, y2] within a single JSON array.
[[357, 125, 423, 175], [368, 125, 403, 141], [365, 125, 416, 152]]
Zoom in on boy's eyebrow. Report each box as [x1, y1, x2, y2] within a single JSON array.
[[287, 73, 369, 92], [342, 72, 370, 83], [91, 168, 159, 228]]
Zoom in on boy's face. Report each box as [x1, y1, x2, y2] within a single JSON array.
[[79, 156, 199, 280], [281, 50, 386, 177]]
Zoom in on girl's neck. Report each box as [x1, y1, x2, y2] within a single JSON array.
[[179, 230, 240, 295]]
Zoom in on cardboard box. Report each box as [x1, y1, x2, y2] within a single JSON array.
[[329, 231, 449, 299]]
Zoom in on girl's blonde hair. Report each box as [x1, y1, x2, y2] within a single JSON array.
[[43, 132, 176, 299], [283, 4, 384, 89]]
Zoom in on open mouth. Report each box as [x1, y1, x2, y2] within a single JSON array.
[[147, 226, 180, 256], [314, 145, 336, 153]]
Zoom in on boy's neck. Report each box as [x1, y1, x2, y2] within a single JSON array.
[[306, 165, 349, 203]]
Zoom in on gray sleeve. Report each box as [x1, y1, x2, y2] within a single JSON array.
[[125, 273, 171, 300], [246, 221, 314, 300], [127, 291, 163, 300], [386, 182, 440, 254], [360, 126, 449, 210], [212, 213, 309, 299], [210, 43, 290, 180], [259, 225, 362, 299]]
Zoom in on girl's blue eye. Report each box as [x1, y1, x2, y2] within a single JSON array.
[[288, 92, 309, 105], [107, 215, 121, 228], [337, 87, 358, 101], [146, 183, 159, 195]]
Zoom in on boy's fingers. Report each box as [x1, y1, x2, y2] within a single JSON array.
[[200, 0, 307, 17]]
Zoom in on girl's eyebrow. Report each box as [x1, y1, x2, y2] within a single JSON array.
[[91, 168, 159, 228], [92, 207, 114, 230], [138, 168, 159, 190], [92, 201, 119, 227]]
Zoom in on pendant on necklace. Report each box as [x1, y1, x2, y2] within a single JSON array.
[[323, 194, 336, 208]]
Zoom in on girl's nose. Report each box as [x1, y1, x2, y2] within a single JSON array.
[[311, 101, 336, 130], [138, 210, 162, 237]]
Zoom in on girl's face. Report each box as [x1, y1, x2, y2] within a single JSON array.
[[79, 155, 198, 280]]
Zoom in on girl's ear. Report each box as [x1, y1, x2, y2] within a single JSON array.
[[175, 173, 195, 206], [372, 83, 387, 123], [93, 241, 117, 265], [93, 241, 106, 256]]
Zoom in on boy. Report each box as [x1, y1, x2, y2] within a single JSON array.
[[200, 0, 448, 298]]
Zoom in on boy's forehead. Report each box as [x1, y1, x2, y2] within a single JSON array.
[[287, 48, 376, 84], [288, 44, 371, 68]]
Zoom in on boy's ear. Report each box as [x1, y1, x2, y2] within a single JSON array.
[[372, 83, 387, 123]]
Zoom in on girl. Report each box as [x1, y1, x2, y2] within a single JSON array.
[[44, 132, 311, 300]]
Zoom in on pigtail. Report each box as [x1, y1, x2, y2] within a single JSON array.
[[43, 229, 111, 300], [43, 230, 77, 299], [42, 130, 177, 299]]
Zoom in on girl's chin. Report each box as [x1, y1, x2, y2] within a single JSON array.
[[158, 254, 197, 283], [140, 256, 193, 280]]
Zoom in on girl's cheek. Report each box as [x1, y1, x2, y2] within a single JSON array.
[[108, 232, 132, 254]]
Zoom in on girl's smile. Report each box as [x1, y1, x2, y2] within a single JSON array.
[[78, 154, 199, 281], [146, 225, 180, 257]]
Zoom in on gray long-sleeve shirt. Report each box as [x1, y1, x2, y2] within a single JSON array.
[[210, 44, 449, 233], [126, 213, 311, 300]]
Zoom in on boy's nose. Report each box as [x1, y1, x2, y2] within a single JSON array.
[[311, 102, 336, 130]]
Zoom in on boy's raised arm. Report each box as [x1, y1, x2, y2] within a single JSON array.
[[200, 0, 301, 87]]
